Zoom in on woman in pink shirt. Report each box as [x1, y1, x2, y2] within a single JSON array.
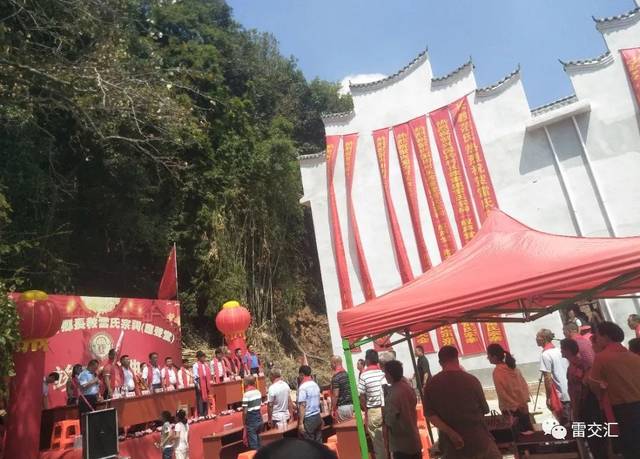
[[487, 343, 533, 433]]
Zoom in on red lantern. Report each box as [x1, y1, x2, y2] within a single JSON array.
[[16, 290, 63, 352], [215, 300, 251, 352]]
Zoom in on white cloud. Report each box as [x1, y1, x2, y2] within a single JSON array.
[[338, 73, 387, 95]]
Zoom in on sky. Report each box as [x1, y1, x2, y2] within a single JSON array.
[[227, 0, 636, 107]]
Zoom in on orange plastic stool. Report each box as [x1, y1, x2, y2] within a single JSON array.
[[326, 441, 339, 458], [237, 451, 257, 459], [50, 419, 80, 450], [326, 434, 337, 444]]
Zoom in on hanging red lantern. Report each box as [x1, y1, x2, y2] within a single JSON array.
[[16, 290, 63, 352], [215, 300, 251, 352]]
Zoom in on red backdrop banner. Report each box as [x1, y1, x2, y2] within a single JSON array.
[[412, 331, 436, 354], [392, 123, 431, 272], [430, 106, 478, 246], [449, 96, 498, 222], [435, 324, 461, 353], [409, 115, 457, 261], [343, 133, 375, 301], [456, 322, 485, 355], [372, 128, 414, 283], [480, 321, 510, 352], [621, 48, 640, 108], [326, 135, 354, 309], [12, 294, 182, 408]]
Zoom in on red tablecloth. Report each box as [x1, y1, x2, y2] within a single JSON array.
[[40, 412, 244, 459]]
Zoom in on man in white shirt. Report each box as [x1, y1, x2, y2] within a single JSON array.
[[267, 368, 291, 429], [120, 355, 136, 394], [536, 329, 571, 424], [142, 352, 162, 392], [161, 356, 180, 390], [210, 348, 227, 383], [42, 372, 60, 409], [358, 349, 387, 459]]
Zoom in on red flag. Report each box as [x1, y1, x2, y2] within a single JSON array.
[[456, 322, 485, 355], [621, 48, 640, 108], [157, 244, 178, 299]]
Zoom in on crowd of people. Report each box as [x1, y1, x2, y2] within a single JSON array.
[[40, 309, 640, 459]]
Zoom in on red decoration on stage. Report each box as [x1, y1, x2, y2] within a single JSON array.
[[215, 300, 251, 353], [412, 331, 435, 354], [392, 123, 431, 272], [621, 48, 640, 108], [6, 291, 64, 459], [326, 135, 354, 309], [409, 115, 457, 261], [435, 324, 461, 353], [343, 133, 375, 301], [449, 96, 498, 222], [430, 106, 478, 246], [157, 244, 178, 299], [456, 322, 484, 355], [372, 128, 414, 283], [480, 321, 510, 352]]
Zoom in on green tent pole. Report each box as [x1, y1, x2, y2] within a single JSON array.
[[342, 337, 369, 459]]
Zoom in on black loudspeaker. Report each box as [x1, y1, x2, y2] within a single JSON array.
[[82, 408, 119, 459]]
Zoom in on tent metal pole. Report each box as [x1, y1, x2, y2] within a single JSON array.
[[404, 330, 435, 445], [342, 338, 369, 459]]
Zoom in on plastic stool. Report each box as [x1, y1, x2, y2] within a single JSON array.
[[237, 451, 256, 459], [50, 419, 80, 450], [326, 434, 337, 444]]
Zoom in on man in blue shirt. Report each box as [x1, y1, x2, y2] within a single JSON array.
[[297, 365, 322, 443], [243, 344, 261, 375], [77, 360, 100, 433]]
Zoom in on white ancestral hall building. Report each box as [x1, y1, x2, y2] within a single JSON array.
[[298, 7, 640, 384]]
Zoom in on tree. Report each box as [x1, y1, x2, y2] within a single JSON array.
[[0, 0, 352, 344]]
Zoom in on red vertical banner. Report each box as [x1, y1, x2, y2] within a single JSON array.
[[430, 107, 478, 246], [436, 324, 462, 354], [408, 115, 457, 260], [372, 128, 414, 284], [456, 322, 485, 355], [480, 322, 510, 352], [392, 123, 431, 272], [449, 96, 498, 222], [621, 48, 640, 108], [412, 331, 436, 354], [326, 135, 353, 309], [343, 134, 376, 301]]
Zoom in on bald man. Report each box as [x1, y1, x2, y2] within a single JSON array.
[[330, 356, 353, 422]]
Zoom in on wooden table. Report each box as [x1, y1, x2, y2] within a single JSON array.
[[202, 419, 247, 459], [334, 419, 362, 459], [259, 420, 299, 446], [212, 375, 266, 410], [40, 377, 266, 450]]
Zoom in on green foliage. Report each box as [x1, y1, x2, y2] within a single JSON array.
[[0, 0, 352, 341], [0, 283, 21, 396]]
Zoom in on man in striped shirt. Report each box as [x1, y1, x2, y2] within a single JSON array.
[[358, 349, 388, 459], [242, 375, 263, 450]]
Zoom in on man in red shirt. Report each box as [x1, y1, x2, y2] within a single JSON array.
[[101, 349, 121, 399]]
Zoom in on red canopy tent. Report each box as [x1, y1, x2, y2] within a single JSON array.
[[337, 210, 640, 459], [338, 210, 640, 341]]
